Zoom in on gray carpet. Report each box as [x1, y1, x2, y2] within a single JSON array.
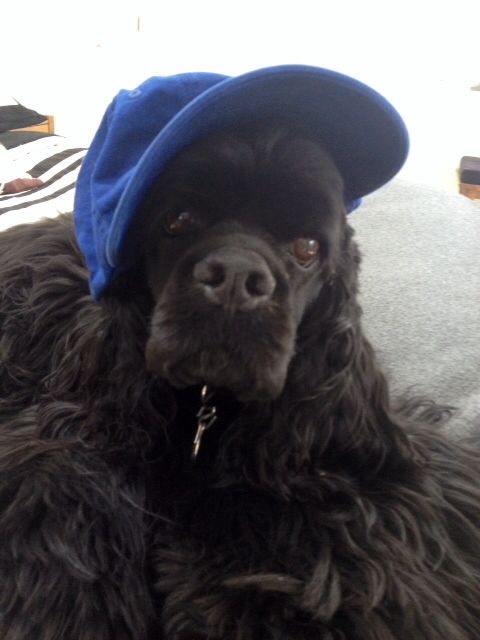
[[351, 179, 480, 435]]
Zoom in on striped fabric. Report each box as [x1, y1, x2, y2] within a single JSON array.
[[0, 137, 87, 231]]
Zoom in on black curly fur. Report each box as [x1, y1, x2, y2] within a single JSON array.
[[0, 127, 479, 639]]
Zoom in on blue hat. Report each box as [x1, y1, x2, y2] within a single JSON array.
[[74, 64, 409, 299]]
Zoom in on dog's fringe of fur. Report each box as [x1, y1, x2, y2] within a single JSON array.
[[0, 215, 479, 639]]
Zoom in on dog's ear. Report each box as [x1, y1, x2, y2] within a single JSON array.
[[233, 225, 421, 494], [299, 225, 421, 463]]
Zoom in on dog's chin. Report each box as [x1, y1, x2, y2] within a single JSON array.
[[145, 339, 291, 402]]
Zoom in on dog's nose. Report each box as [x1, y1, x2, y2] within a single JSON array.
[[193, 247, 276, 311]]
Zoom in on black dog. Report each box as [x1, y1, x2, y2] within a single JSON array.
[[0, 125, 479, 639]]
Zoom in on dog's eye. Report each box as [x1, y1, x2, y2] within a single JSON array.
[[291, 238, 320, 267], [163, 210, 200, 235]]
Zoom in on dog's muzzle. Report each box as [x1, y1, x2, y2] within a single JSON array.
[[146, 236, 295, 401]]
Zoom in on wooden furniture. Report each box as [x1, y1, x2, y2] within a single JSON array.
[[459, 182, 480, 200], [459, 156, 480, 200], [12, 115, 55, 135]]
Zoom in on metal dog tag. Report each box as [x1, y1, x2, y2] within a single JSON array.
[[192, 386, 218, 460]]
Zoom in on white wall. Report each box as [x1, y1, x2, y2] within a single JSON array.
[[2, 0, 479, 191]]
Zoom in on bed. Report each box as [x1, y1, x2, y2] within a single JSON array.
[[0, 99, 87, 231]]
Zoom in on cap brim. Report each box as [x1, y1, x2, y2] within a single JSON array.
[[107, 65, 408, 267]]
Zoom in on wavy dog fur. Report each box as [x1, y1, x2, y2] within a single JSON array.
[[0, 127, 479, 640]]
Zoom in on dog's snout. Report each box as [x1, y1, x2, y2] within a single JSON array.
[[193, 247, 276, 311]]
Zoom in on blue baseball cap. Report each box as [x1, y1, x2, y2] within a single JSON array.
[[74, 64, 409, 299]]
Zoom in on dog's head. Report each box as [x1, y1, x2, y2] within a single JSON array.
[[138, 125, 347, 402]]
